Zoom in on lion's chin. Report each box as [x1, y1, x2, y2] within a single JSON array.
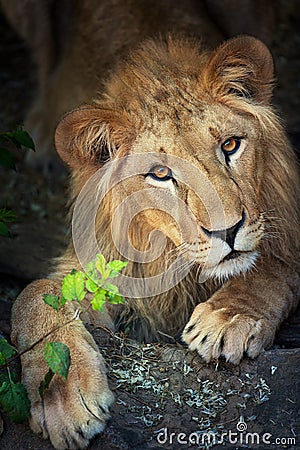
[[198, 251, 259, 283]]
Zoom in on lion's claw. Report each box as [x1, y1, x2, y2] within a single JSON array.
[[182, 302, 274, 364]]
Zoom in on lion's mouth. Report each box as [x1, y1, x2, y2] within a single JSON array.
[[198, 249, 258, 282], [222, 249, 241, 262]]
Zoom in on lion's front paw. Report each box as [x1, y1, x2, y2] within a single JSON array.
[[182, 302, 274, 364], [26, 337, 114, 450]]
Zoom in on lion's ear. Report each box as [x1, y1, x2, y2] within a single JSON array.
[[55, 106, 119, 168], [203, 35, 274, 104]]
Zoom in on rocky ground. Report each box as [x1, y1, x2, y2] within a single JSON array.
[[0, 1, 300, 449]]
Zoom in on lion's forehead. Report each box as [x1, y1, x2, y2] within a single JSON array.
[[131, 105, 258, 157]]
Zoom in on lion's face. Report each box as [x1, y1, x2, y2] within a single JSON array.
[[55, 36, 277, 282], [111, 100, 265, 280]]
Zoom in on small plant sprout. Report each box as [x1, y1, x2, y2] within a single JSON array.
[[0, 126, 35, 237], [0, 254, 127, 420], [0, 339, 30, 422]]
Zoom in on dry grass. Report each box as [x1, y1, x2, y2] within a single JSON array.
[[91, 326, 271, 448]]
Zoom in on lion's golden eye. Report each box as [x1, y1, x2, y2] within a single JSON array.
[[221, 137, 241, 155], [149, 165, 172, 181]]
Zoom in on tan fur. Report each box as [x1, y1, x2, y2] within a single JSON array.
[[10, 30, 300, 450], [52, 35, 300, 347]]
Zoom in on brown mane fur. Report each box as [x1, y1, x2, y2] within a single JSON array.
[[54, 36, 300, 342]]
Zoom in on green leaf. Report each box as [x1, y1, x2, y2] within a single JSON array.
[[0, 370, 17, 385], [85, 277, 99, 293], [44, 342, 70, 379], [95, 254, 106, 276], [0, 208, 17, 223], [0, 148, 16, 170], [102, 268, 112, 282], [104, 282, 119, 295], [0, 339, 17, 364], [106, 260, 128, 278], [85, 261, 99, 283], [91, 289, 106, 311], [103, 284, 124, 305], [14, 129, 35, 150], [0, 380, 30, 423], [0, 372, 9, 385], [39, 369, 55, 398], [43, 294, 67, 311], [0, 133, 19, 149], [61, 271, 86, 302], [107, 293, 124, 305], [0, 222, 10, 237], [2, 129, 35, 151]]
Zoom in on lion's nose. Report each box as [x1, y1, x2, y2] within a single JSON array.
[[201, 211, 246, 249]]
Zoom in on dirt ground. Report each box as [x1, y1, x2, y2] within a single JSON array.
[[0, 1, 300, 449], [1, 339, 299, 450]]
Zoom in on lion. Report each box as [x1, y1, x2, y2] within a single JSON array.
[[10, 32, 300, 449]]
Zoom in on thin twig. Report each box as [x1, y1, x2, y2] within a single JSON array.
[[2, 305, 90, 369]]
